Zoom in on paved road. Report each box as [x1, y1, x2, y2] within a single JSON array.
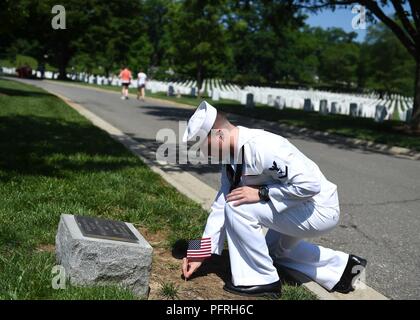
[[16, 78, 420, 299]]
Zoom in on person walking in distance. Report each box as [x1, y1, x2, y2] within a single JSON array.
[[119, 66, 132, 100], [137, 69, 147, 101]]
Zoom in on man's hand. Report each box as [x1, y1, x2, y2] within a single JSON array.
[[226, 186, 260, 206], [182, 257, 204, 280]]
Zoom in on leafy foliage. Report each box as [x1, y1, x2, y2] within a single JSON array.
[[0, 0, 416, 97]]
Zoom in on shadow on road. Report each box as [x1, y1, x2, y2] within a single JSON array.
[[139, 105, 386, 157]]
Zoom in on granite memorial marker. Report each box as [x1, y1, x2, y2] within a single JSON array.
[[56, 214, 153, 297]]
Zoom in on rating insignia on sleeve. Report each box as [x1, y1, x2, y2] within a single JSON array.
[[269, 161, 288, 179]]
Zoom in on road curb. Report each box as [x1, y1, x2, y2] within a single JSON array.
[[43, 80, 420, 161], [42, 84, 389, 300]]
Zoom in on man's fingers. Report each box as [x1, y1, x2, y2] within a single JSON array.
[[188, 262, 200, 276], [226, 193, 244, 201], [184, 263, 197, 279], [226, 192, 242, 199], [182, 258, 189, 278], [228, 188, 243, 196], [227, 190, 244, 198], [227, 194, 244, 202], [185, 268, 194, 278], [233, 199, 248, 206]]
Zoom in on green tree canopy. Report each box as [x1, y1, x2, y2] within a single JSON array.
[[164, 0, 232, 90]]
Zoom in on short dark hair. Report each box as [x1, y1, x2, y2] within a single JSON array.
[[212, 111, 229, 129]]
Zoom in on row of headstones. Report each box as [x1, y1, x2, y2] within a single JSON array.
[[165, 80, 228, 98], [42, 72, 411, 123], [245, 86, 371, 104], [167, 84, 201, 97], [34, 70, 58, 79], [4, 64, 411, 111], [0, 67, 59, 80], [165, 80, 238, 98], [240, 94, 413, 123]]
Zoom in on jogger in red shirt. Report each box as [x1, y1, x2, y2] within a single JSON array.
[[119, 66, 132, 100]]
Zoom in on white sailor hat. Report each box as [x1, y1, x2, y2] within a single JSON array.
[[182, 101, 217, 143]]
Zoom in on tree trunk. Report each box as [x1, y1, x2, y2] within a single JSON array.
[[57, 44, 70, 80], [196, 65, 202, 98], [57, 54, 69, 80], [412, 58, 420, 131], [58, 63, 67, 80]]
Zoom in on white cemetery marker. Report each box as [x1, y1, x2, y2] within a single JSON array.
[[267, 94, 274, 107], [331, 102, 338, 114], [167, 85, 175, 96], [274, 96, 284, 110], [374, 105, 387, 122], [349, 103, 358, 117], [319, 100, 328, 115], [212, 89, 220, 101], [304, 99, 313, 112], [246, 93, 254, 108]]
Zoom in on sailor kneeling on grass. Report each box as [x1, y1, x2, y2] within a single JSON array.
[[181, 101, 367, 298]]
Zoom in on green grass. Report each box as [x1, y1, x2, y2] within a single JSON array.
[[159, 281, 180, 300], [0, 79, 207, 299], [0, 79, 314, 300], [56, 79, 420, 151]]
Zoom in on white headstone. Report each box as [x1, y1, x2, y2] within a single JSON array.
[[274, 96, 284, 110], [374, 105, 388, 122], [319, 100, 328, 115], [167, 85, 175, 96], [304, 99, 313, 111], [349, 103, 358, 117], [246, 93, 254, 108], [212, 89, 220, 101], [267, 94, 274, 107], [330, 102, 338, 114]]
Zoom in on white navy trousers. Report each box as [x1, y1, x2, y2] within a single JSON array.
[[224, 196, 349, 290]]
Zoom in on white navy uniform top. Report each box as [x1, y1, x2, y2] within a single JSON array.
[[203, 126, 339, 255]]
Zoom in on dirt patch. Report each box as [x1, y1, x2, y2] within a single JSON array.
[[36, 243, 55, 252], [34, 227, 287, 299], [148, 246, 255, 300], [139, 227, 255, 300]]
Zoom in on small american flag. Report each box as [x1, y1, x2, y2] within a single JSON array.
[[187, 237, 211, 259]]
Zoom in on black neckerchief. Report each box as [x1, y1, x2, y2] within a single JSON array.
[[226, 146, 245, 191]]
